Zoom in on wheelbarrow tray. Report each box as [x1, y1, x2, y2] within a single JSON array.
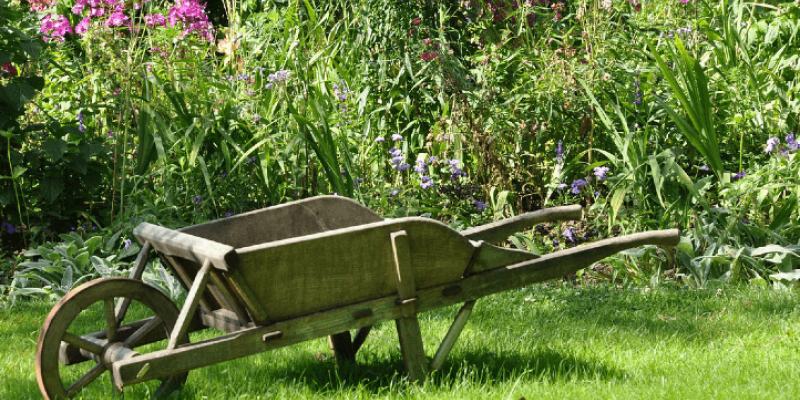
[[39, 196, 679, 396]]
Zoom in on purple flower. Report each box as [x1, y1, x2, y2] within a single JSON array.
[[247, 157, 257, 163], [414, 160, 428, 174], [77, 114, 85, 132], [450, 168, 467, 181], [225, 211, 234, 217], [765, 137, 780, 153], [732, 172, 747, 181], [1, 221, 14, 234], [375, 136, 385, 143], [594, 191, 600, 197], [398, 163, 411, 172], [700, 165, 710, 171], [389, 147, 402, 157], [553, 239, 559, 248], [571, 179, 587, 194], [786, 133, 798, 151], [388, 190, 399, 196], [427, 156, 438, 163], [449, 159, 460, 168], [124, 239, 131, 250], [473, 200, 489, 212], [391, 133, 403, 141], [420, 176, 433, 189], [563, 228, 575, 243], [557, 183, 568, 190], [221, 172, 227, 178], [193, 196, 203, 204], [554, 141, 564, 164], [593, 166, 610, 180]]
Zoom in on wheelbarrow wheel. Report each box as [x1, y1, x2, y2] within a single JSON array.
[[36, 277, 190, 399]]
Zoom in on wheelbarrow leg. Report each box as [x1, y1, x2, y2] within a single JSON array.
[[328, 332, 355, 364], [391, 230, 429, 383], [329, 324, 373, 364], [430, 300, 476, 371]]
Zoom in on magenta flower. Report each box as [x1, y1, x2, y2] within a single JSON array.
[[105, 11, 129, 27], [144, 13, 167, 28], [75, 17, 91, 35]]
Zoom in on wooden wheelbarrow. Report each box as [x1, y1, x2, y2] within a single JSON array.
[[35, 196, 679, 398]]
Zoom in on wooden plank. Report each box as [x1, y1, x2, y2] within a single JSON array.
[[161, 255, 213, 314], [235, 218, 474, 321], [207, 269, 250, 324], [113, 229, 679, 386], [168, 259, 211, 350], [225, 268, 270, 324], [134, 222, 238, 271], [430, 300, 475, 371], [200, 309, 253, 333], [469, 242, 538, 275], [181, 195, 384, 249], [390, 230, 428, 382], [461, 205, 583, 244]]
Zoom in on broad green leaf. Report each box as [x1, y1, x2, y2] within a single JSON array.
[[40, 177, 64, 202], [42, 138, 68, 161]]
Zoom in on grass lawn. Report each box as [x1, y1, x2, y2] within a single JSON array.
[[2, 283, 799, 399]]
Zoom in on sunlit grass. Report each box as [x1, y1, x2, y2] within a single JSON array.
[[2, 283, 800, 399]]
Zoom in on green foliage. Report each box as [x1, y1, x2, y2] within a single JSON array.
[[2, 0, 800, 290]]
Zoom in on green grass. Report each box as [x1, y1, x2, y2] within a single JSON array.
[[3, 283, 800, 399]]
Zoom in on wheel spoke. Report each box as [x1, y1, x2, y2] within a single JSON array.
[[62, 332, 104, 355], [124, 316, 163, 348], [66, 363, 106, 396], [115, 297, 133, 326], [104, 298, 118, 343]]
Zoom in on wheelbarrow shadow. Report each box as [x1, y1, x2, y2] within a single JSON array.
[[175, 345, 624, 398]]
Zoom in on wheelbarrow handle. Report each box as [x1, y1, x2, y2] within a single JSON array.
[[461, 204, 583, 244]]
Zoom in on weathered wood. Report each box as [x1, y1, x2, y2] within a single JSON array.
[[37, 278, 188, 399], [207, 269, 251, 324], [181, 195, 384, 249], [469, 241, 539, 275], [168, 259, 211, 350], [200, 309, 253, 333], [352, 326, 371, 353], [112, 229, 679, 387], [390, 230, 428, 382], [328, 331, 355, 364], [235, 218, 474, 321], [226, 268, 271, 324], [460, 205, 583, 244], [134, 222, 238, 271], [430, 300, 476, 371], [160, 255, 213, 313]]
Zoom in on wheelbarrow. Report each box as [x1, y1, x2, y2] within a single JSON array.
[[35, 196, 679, 398]]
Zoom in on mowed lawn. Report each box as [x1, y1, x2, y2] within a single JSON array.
[[2, 283, 799, 399]]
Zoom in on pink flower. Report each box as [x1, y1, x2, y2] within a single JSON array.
[[75, 17, 91, 35], [90, 7, 104, 17], [72, 4, 84, 14], [144, 13, 167, 27], [104, 11, 129, 27], [40, 14, 72, 41]]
